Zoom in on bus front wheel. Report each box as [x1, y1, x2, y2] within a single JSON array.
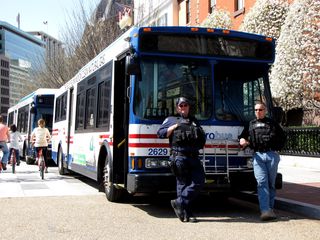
[[103, 156, 123, 202]]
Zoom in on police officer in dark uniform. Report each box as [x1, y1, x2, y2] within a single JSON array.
[[239, 101, 286, 221], [157, 97, 206, 223]]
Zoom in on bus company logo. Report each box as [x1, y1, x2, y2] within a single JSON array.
[[206, 131, 233, 140], [64, 55, 106, 90]]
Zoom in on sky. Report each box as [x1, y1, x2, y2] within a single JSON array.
[[0, 0, 100, 40]]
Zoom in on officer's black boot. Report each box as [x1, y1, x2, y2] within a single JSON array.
[[184, 209, 198, 223], [170, 199, 184, 222]]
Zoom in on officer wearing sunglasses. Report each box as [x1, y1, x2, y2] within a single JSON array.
[[157, 97, 206, 223], [239, 101, 286, 221]]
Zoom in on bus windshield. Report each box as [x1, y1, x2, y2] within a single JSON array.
[[213, 62, 269, 122], [134, 58, 213, 120], [134, 58, 269, 122]]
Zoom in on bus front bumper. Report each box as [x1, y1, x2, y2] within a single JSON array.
[[127, 173, 176, 194]]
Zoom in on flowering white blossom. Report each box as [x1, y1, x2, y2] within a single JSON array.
[[270, 0, 320, 117], [239, 0, 289, 39], [201, 9, 232, 29]]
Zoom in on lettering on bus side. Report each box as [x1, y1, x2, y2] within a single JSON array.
[[205, 132, 233, 140]]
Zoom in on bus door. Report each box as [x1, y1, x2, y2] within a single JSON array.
[[66, 88, 74, 166], [112, 58, 129, 185], [28, 103, 35, 156]]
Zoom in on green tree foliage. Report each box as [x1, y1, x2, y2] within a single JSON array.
[[201, 9, 232, 29]]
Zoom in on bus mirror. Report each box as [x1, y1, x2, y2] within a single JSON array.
[[126, 55, 141, 75], [272, 107, 284, 124], [30, 106, 35, 114]]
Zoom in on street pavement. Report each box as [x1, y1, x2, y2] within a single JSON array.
[[0, 155, 319, 220]]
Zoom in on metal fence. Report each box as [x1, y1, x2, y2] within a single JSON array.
[[280, 127, 320, 157]]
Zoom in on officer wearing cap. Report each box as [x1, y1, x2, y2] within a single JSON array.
[[157, 97, 206, 223]]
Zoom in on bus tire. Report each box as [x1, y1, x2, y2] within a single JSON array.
[[103, 155, 123, 202], [58, 147, 65, 175]]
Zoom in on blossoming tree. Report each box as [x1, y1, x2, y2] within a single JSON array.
[[201, 9, 232, 29], [269, 0, 320, 125]]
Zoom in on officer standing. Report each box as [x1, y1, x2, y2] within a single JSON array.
[[157, 97, 206, 223], [239, 101, 286, 221]]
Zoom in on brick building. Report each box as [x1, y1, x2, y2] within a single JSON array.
[[134, 0, 293, 30]]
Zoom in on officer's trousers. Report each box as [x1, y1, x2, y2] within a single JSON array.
[[253, 151, 280, 212], [175, 155, 205, 212]]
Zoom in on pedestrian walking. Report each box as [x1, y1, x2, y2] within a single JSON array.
[[0, 115, 10, 170], [8, 124, 23, 166]]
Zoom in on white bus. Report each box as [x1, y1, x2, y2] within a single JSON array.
[[52, 26, 281, 202], [7, 88, 57, 163]]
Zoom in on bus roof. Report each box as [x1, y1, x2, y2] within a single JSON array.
[[8, 88, 58, 112], [56, 26, 275, 96], [133, 26, 274, 41], [59, 27, 133, 94]]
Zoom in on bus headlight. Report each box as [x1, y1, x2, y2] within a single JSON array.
[[145, 158, 170, 168], [247, 158, 253, 168]]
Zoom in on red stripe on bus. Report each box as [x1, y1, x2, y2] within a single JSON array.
[[128, 143, 239, 149], [129, 143, 169, 148], [100, 134, 110, 138], [129, 134, 158, 138]]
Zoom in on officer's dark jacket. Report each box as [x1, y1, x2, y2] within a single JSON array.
[[239, 117, 286, 152], [157, 115, 206, 153]]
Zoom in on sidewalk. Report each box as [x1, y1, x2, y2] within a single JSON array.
[[0, 162, 100, 198], [276, 155, 320, 219]]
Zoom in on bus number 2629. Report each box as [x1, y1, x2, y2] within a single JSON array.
[[148, 148, 168, 156]]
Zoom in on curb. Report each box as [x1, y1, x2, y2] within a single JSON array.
[[275, 197, 320, 220], [237, 191, 320, 220]]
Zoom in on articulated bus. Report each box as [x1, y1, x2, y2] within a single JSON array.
[[7, 88, 57, 163], [52, 26, 280, 202]]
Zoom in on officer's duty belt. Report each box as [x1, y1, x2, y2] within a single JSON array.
[[172, 151, 198, 158], [255, 148, 273, 152]]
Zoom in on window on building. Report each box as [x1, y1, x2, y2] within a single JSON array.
[[1, 78, 9, 86], [1, 106, 8, 115], [1, 88, 9, 95], [234, 0, 245, 17], [1, 97, 9, 104], [235, 0, 244, 11], [186, 0, 190, 24], [1, 69, 9, 77], [157, 13, 168, 26], [209, 0, 217, 13]]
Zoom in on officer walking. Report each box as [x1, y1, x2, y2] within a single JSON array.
[[157, 97, 206, 223], [239, 101, 286, 221]]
